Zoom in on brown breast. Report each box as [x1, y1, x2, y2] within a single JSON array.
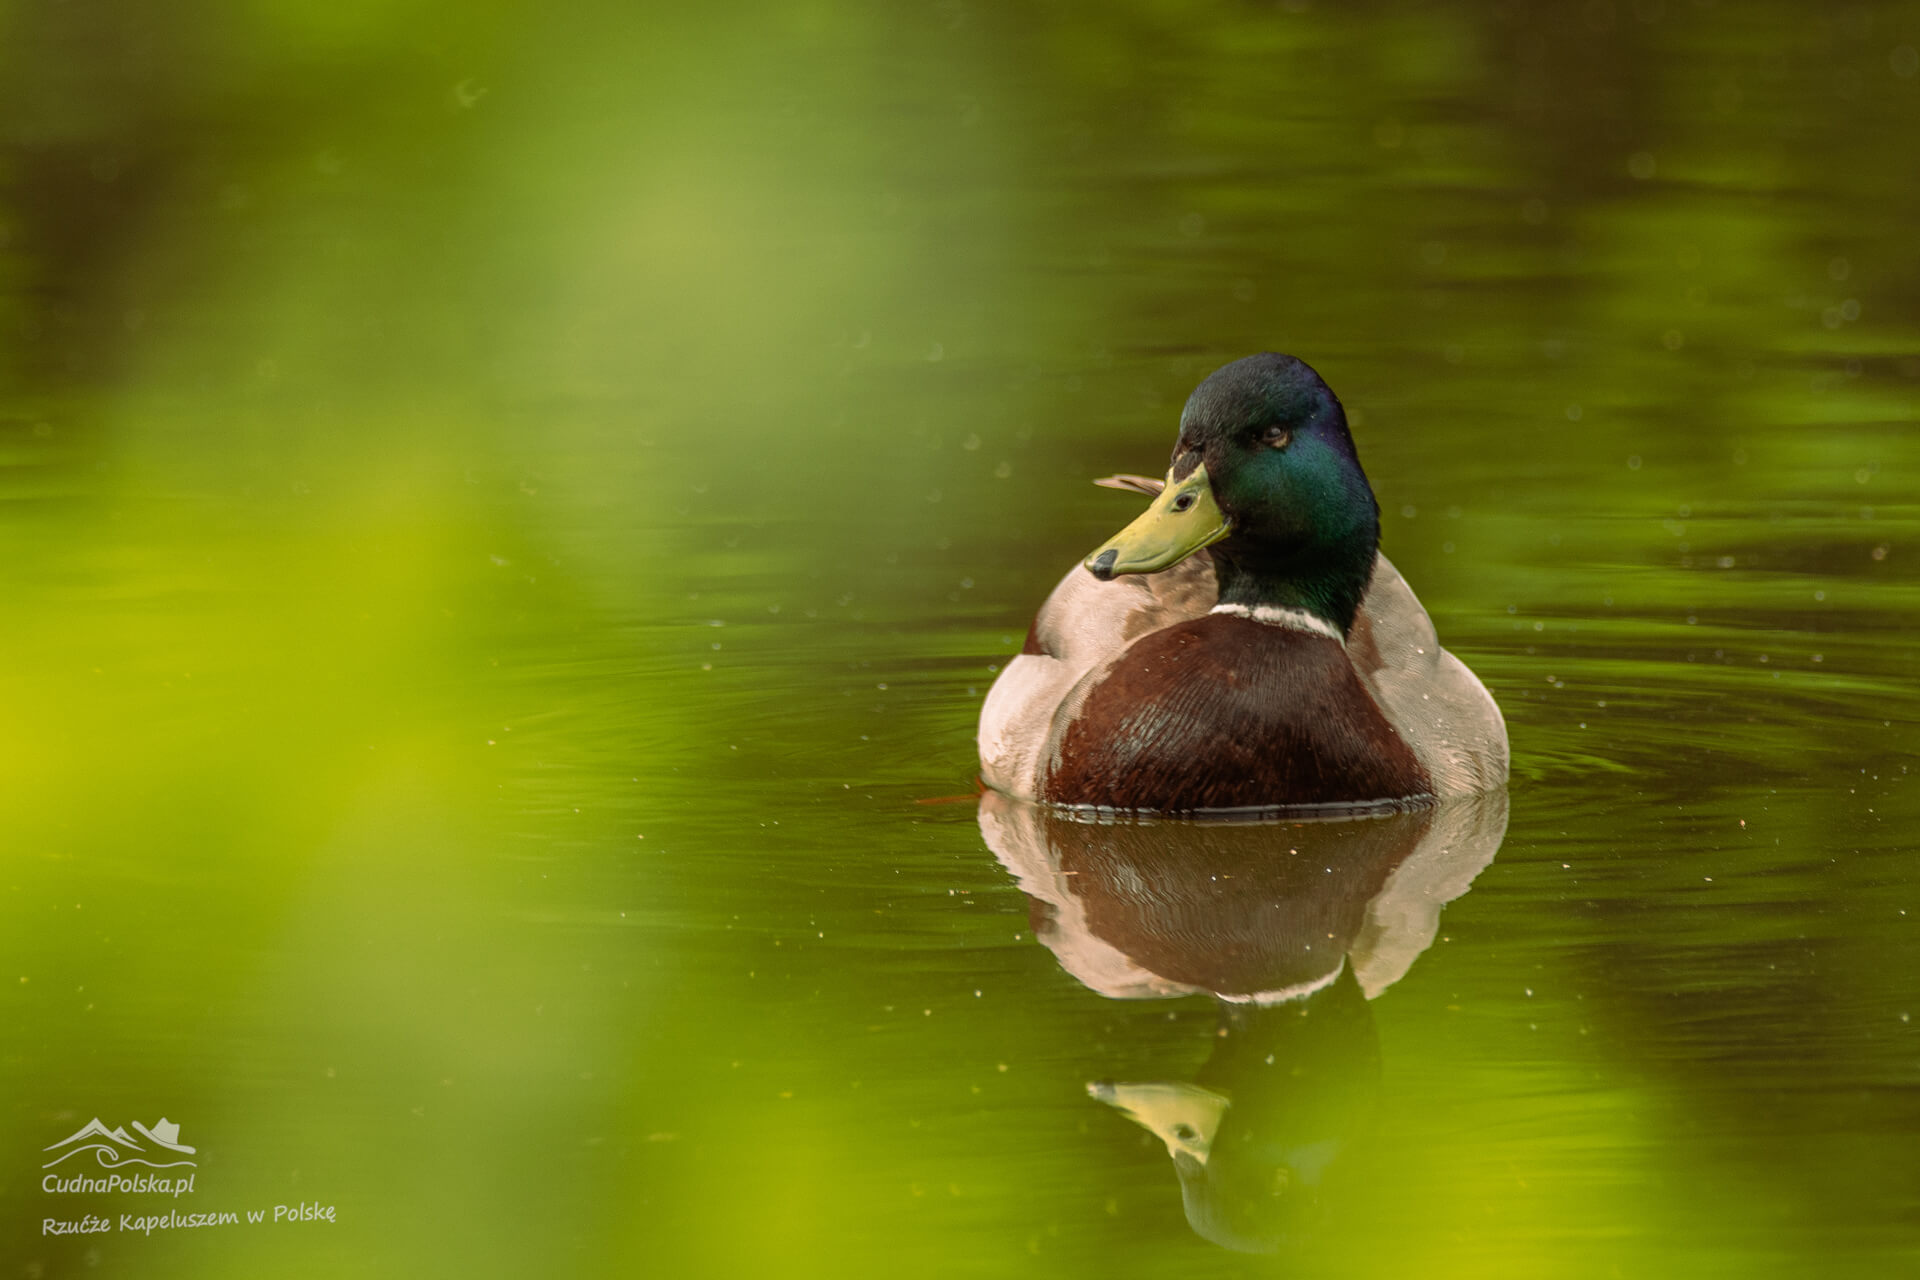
[[1045, 614, 1432, 812]]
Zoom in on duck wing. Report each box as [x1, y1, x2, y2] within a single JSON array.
[[1349, 555, 1509, 796]]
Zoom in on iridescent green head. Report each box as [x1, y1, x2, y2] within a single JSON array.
[[1086, 353, 1380, 632]]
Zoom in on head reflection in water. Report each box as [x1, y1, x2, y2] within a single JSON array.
[[1090, 972, 1380, 1251], [980, 792, 1507, 1253]]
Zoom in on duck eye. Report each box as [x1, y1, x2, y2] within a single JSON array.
[[1172, 492, 1196, 512], [1173, 1124, 1198, 1141], [1263, 426, 1292, 449]]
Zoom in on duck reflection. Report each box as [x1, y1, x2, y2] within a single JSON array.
[[980, 792, 1507, 1252]]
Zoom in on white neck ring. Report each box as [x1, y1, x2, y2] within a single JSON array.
[[1210, 601, 1345, 644]]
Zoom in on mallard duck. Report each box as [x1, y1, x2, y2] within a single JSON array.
[[978, 353, 1507, 813]]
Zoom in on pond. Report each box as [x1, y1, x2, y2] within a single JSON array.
[[4, 1, 1918, 1276]]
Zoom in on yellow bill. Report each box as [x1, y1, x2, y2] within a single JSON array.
[[1086, 1079, 1230, 1164], [1084, 463, 1231, 579]]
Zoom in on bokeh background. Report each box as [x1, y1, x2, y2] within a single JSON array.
[[3, 0, 1918, 1276]]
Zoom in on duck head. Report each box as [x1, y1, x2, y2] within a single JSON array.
[[1085, 353, 1380, 633], [1090, 974, 1383, 1255]]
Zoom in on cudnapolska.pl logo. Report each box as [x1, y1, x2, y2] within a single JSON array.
[[42, 1118, 198, 1195]]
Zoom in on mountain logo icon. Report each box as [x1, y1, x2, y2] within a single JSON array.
[[43, 1118, 198, 1170]]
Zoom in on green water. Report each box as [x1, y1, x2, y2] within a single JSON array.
[[5, 1, 1919, 1275]]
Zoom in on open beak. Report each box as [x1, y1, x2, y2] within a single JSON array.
[[1084, 463, 1231, 580]]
